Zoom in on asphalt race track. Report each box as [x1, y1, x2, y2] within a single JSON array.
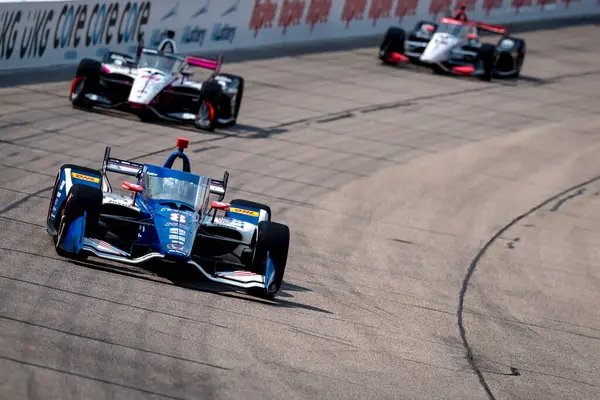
[[2, 23, 600, 400]]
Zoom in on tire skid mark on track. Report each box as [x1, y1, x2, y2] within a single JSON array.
[[122, 65, 590, 168], [0, 186, 53, 216], [465, 309, 600, 342], [458, 173, 600, 400], [0, 355, 188, 400], [0, 163, 56, 177], [0, 216, 45, 228], [0, 186, 51, 200], [0, 315, 229, 370], [0, 270, 230, 331], [123, 85, 497, 164], [0, 139, 98, 163], [0, 256, 338, 340]]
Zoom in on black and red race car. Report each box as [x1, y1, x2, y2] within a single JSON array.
[[378, 15, 526, 81]]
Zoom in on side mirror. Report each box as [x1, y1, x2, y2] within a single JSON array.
[[122, 181, 143, 193], [210, 201, 229, 223], [211, 201, 230, 211]]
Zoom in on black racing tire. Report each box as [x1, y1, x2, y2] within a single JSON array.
[[138, 108, 157, 123], [71, 59, 103, 109], [497, 37, 526, 78], [76, 58, 103, 78], [379, 27, 405, 64], [195, 80, 223, 132], [46, 171, 61, 232], [47, 164, 104, 233], [230, 199, 271, 221], [54, 184, 103, 260], [478, 43, 497, 82], [219, 73, 244, 123], [248, 221, 290, 299]]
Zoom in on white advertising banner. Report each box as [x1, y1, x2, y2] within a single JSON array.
[[0, 0, 599, 70]]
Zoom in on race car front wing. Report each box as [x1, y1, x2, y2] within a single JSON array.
[[82, 237, 267, 290]]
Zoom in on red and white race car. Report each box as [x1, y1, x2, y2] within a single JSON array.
[[378, 15, 526, 81], [69, 47, 244, 132]]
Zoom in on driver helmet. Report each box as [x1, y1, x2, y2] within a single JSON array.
[[421, 23, 435, 34], [162, 177, 178, 196]]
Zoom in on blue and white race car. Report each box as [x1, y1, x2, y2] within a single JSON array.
[[46, 138, 289, 299]]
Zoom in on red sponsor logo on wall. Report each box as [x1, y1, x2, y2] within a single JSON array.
[[279, 0, 306, 34], [249, 0, 278, 37], [429, 0, 452, 18], [369, 0, 394, 25], [536, 0, 555, 9], [306, 0, 333, 31], [512, 0, 532, 13], [341, 0, 368, 28], [395, 0, 419, 21], [482, 0, 503, 15], [561, 0, 579, 8]]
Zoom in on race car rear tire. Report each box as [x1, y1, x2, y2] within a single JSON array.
[[248, 221, 290, 299], [478, 44, 497, 82], [230, 199, 271, 221], [54, 184, 102, 260], [497, 37, 526, 78], [379, 27, 405, 65]]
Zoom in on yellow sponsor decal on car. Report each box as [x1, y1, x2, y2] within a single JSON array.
[[229, 207, 259, 217], [71, 172, 100, 183]]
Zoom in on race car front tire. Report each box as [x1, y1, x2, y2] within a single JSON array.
[[54, 184, 102, 260], [218, 74, 245, 125], [248, 221, 290, 299], [71, 59, 103, 109], [379, 27, 406, 64]]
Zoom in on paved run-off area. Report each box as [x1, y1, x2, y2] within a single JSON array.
[[2, 23, 600, 400]]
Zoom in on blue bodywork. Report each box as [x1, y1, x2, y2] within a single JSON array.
[[47, 150, 256, 263], [46, 143, 284, 298], [134, 164, 204, 261]]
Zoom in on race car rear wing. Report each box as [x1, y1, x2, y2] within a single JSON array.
[[101, 146, 143, 192], [187, 55, 223, 79], [210, 171, 229, 201], [476, 22, 506, 35], [440, 17, 507, 35]]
